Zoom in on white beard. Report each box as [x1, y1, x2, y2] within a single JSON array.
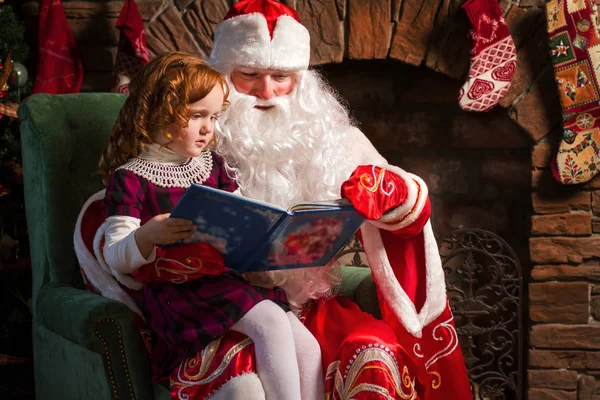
[[215, 69, 359, 310]]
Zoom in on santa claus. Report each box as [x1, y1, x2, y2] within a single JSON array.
[[205, 0, 472, 399]]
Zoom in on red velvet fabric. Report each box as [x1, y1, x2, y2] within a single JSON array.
[[341, 165, 408, 221], [385, 304, 472, 400], [115, 0, 149, 65], [169, 330, 258, 399], [303, 297, 421, 399], [32, 0, 83, 94], [223, 0, 301, 38], [347, 167, 471, 398], [113, 0, 149, 92]]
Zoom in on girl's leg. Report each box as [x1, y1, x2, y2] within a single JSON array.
[[287, 311, 326, 400], [231, 300, 301, 400]]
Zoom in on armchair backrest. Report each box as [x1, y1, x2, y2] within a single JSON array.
[[19, 93, 126, 311]]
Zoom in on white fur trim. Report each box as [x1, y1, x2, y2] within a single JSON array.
[[206, 372, 266, 400], [361, 221, 446, 338], [73, 189, 144, 318], [374, 165, 428, 231], [210, 14, 310, 71]]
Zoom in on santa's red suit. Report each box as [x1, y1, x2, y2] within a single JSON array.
[[302, 165, 471, 399], [74, 1, 472, 399]]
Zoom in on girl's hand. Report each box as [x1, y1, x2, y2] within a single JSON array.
[[135, 213, 196, 258]]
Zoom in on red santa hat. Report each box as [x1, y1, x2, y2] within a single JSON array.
[[209, 0, 310, 71]]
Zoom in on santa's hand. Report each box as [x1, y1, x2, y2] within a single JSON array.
[[341, 165, 408, 221]]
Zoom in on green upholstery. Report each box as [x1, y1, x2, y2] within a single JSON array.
[[19, 93, 377, 400]]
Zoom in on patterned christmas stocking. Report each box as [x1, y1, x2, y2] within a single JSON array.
[[458, 0, 517, 112], [548, 0, 600, 184]]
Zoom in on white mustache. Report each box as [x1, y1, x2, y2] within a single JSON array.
[[228, 89, 288, 109], [254, 99, 276, 107]]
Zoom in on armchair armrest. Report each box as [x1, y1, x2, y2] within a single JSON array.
[[37, 283, 154, 399], [37, 283, 136, 348], [340, 266, 381, 319]]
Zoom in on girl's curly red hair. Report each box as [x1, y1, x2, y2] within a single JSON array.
[[99, 52, 229, 184]]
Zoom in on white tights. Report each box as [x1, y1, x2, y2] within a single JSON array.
[[231, 300, 325, 400]]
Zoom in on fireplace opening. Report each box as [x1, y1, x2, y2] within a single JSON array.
[[321, 59, 532, 262], [322, 59, 530, 399]]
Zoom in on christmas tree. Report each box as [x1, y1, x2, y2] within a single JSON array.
[[0, 2, 31, 264], [0, 3, 35, 398]]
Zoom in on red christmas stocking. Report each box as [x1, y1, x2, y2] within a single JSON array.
[[113, 0, 149, 93], [547, 0, 600, 184], [458, 0, 517, 112], [33, 0, 83, 94]]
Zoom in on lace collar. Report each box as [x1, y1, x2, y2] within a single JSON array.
[[117, 150, 213, 188]]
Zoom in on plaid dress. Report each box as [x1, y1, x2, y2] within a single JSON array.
[[105, 152, 289, 380]]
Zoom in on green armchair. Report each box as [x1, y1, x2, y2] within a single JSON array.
[[18, 93, 377, 400]]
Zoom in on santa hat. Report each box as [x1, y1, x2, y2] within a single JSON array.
[[209, 0, 310, 71]]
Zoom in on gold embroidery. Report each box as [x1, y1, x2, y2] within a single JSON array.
[[347, 383, 396, 399], [155, 256, 203, 283], [360, 167, 386, 192], [359, 166, 396, 196], [395, 179, 422, 225], [358, 365, 416, 399], [430, 371, 442, 389], [328, 347, 416, 400], [171, 336, 254, 393], [402, 366, 414, 393], [182, 336, 222, 381], [424, 316, 459, 370], [326, 360, 341, 382]]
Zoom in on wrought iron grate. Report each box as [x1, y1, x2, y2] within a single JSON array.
[[336, 228, 523, 400]]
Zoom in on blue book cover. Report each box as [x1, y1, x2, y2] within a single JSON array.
[[169, 184, 365, 273]]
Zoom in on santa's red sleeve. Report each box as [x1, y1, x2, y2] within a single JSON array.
[[354, 165, 472, 398]]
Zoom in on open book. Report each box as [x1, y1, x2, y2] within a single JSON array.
[[168, 184, 365, 273]]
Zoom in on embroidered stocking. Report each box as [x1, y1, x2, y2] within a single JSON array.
[[458, 0, 517, 112], [548, 0, 600, 184]]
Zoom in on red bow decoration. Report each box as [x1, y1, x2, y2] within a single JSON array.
[[341, 165, 408, 221]]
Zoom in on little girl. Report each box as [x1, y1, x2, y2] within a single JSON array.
[[95, 52, 323, 400]]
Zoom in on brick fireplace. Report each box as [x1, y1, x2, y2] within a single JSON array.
[[18, 0, 600, 398]]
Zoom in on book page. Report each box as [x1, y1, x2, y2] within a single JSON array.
[[246, 208, 364, 272], [287, 198, 353, 212]]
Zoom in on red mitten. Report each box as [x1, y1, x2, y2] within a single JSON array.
[[341, 165, 408, 221], [133, 242, 225, 284]]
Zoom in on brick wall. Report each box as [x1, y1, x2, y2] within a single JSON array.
[[18, 0, 600, 398], [529, 154, 600, 399]]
